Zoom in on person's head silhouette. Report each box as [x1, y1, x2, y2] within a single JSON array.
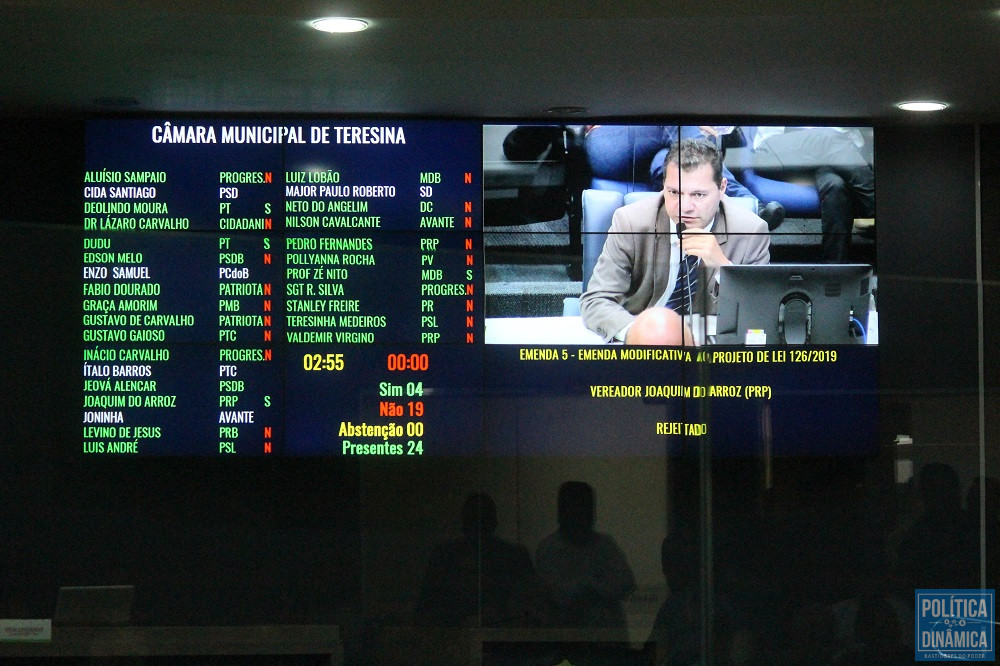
[[461, 492, 498, 538], [558, 481, 595, 544]]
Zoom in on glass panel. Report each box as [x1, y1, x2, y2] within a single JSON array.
[[7, 120, 999, 666]]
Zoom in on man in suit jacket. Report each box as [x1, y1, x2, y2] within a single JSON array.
[[581, 139, 770, 344]]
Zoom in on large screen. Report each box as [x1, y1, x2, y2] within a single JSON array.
[[80, 120, 877, 456]]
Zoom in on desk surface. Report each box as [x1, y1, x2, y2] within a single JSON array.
[[485, 315, 605, 345], [0, 624, 342, 659], [485, 314, 877, 346], [484, 315, 715, 345]]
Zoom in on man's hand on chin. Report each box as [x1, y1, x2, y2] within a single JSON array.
[[679, 227, 731, 268]]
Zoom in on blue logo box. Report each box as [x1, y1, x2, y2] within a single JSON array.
[[916, 589, 994, 661]]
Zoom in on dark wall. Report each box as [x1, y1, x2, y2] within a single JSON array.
[[875, 125, 979, 393], [0, 118, 84, 225]]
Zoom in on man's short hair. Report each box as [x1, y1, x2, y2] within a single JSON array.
[[665, 138, 724, 187], [557, 481, 594, 532], [461, 493, 498, 536]]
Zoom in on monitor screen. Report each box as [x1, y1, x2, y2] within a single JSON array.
[[715, 264, 874, 345], [74, 120, 877, 457]]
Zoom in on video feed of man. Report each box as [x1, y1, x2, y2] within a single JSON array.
[[483, 124, 877, 346]]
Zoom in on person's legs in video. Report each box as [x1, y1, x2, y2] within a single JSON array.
[[815, 168, 853, 263], [625, 307, 694, 345]]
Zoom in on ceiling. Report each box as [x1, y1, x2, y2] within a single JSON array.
[[3, 0, 999, 122]]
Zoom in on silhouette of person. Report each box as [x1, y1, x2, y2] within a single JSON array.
[[414, 493, 538, 628], [534, 481, 636, 639], [895, 463, 978, 593], [749, 126, 875, 262], [646, 530, 749, 665], [832, 593, 912, 665]]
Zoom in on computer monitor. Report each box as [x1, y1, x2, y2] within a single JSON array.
[[715, 264, 874, 345]]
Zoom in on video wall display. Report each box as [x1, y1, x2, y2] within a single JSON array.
[[80, 120, 877, 457]]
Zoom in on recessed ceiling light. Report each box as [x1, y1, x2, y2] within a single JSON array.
[[897, 101, 948, 112], [312, 17, 369, 33]]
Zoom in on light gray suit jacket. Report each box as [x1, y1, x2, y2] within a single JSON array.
[[580, 194, 770, 342]]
